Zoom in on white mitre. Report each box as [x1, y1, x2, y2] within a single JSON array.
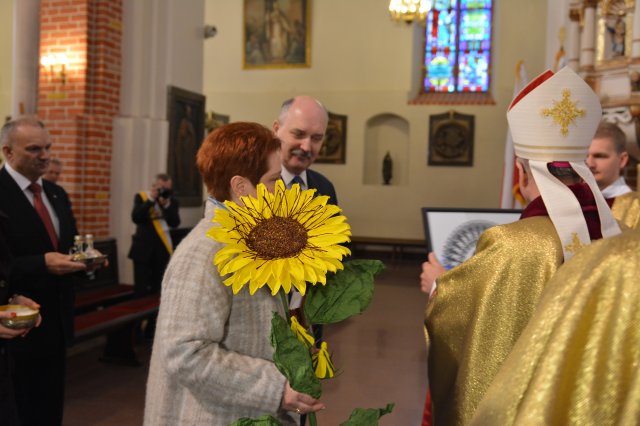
[[507, 66, 621, 260]]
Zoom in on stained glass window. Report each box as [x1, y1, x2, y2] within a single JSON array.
[[424, 0, 492, 93]]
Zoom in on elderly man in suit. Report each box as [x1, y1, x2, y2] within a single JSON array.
[[0, 116, 86, 425], [273, 96, 338, 205], [273, 96, 340, 426]]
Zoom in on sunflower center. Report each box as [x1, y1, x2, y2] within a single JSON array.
[[247, 216, 308, 259]]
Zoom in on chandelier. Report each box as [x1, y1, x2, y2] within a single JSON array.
[[388, 0, 430, 24]]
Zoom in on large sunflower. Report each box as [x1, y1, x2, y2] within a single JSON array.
[[207, 180, 351, 295]]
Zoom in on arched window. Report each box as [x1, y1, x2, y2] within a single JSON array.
[[414, 0, 494, 104]]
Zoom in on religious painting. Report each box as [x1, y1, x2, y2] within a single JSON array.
[[205, 111, 230, 134], [167, 86, 206, 207], [428, 110, 474, 166], [243, 0, 311, 69], [316, 111, 347, 164], [422, 207, 521, 270], [596, 0, 632, 63]]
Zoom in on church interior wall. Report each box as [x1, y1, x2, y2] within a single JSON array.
[[203, 0, 548, 239], [0, 0, 550, 278]]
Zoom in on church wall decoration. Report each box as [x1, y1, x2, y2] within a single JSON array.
[[205, 111, 230, 134], [243, 0, 311, 69], [167, 85, 206, 207], [428, 110, 475, 166], [316, 111, 347, 164]]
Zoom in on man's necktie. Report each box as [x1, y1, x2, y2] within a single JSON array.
[[29, 182, 58, 249], [290, 175, 305, 190]]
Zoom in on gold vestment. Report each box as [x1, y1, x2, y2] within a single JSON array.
[[471, 229, 640, 425], [611, 191, 640, 230], [425, 216, 563, 425]]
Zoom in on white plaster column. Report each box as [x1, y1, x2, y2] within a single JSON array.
[[111, 0, 205, 283], [632, 0, 640, 58], [579, 1, 597, 70], [568, 8, 581, 71], [11, 0, 40, 116], [545, 0, 570, 70]]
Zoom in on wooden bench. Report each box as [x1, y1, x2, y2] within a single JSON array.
[[74, 294, 160, 343], [74, 238, 135, 315], [350, 236, 426, 263], [73, 238, 159, 361], [72, 230, 194, 357]]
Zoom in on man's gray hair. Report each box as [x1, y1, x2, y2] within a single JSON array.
[[0, 116, 46, 147], [517, 157, 581, 183], [277, 96, 328, 124]]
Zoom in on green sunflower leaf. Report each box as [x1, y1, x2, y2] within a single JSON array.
[[228, 414, 282, 425], [305, 259, 385, 324], [339, 403, 395, 426], [270, 313, 321, 399]]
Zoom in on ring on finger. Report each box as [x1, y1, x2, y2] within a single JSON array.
[[296, 408, 302, 414]]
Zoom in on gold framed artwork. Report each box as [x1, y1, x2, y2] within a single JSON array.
[[316, 111, 347, 164], [428, 110, 474, 167], [243, 0, 311, 69], [205, 111, 230, 134]]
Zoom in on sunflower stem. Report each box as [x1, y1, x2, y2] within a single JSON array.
[[279, 290, 291, 326], [309, 412, 317, 426]]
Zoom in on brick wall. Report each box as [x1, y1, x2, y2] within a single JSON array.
[[38, 0, 121, 238]]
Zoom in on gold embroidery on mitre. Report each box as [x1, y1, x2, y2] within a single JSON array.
[[564, 232, 586, 254], [541, 89, 586, 137]]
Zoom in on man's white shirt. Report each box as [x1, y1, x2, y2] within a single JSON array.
[[601, 176, 632, 198]]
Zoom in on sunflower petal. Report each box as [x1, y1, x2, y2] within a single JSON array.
[[312, 342, 335, 379]]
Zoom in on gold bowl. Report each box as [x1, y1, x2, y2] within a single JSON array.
[[0, 304, 39, 329], [73, 254, 108, 266]]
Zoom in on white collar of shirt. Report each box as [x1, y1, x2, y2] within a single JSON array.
[[281, 168, 307, 189], [4, 162, 43, 192], [601, 176, 633, 199], [4, 163, 60, 236]]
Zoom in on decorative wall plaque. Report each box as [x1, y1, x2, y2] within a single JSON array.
[[428, 110, 475, 167]]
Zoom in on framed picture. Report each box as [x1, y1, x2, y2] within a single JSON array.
[[422, 208, 521, 270], [205, 111, 230, 134], [428, 110, 474, 166], [243, 0, 311, 69], [167, 86, 206, 207], [316, 111, 347, 164]]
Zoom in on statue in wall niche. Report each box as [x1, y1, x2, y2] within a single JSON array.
[[383, 152, 392, 185], [606, 14, 626, 57]]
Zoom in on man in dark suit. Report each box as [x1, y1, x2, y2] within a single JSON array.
[[273, 96, 338, 204], [128, 173, 181, 297], [0, 208, 42, 426], [0, 116, 86, 425], [273, 96, 340, 426]]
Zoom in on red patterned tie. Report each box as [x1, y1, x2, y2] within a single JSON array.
[[28, 182, 59, 250]]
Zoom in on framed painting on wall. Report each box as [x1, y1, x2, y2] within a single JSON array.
[[167, 86, 206, 207], [243, 0, 311, 69], [316, 111, 347, 164], [205, 111, 230, 134], [422, 207, 522, 270], [428, 110, 475, 166]]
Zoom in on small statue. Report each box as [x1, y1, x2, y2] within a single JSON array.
[[382, 152, 392, 185], [607, 15, 626, 57]]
